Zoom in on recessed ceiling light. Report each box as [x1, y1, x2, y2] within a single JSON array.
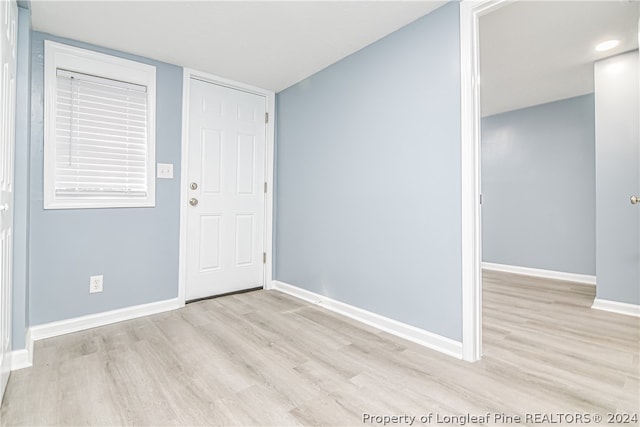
[[595, 40, 620, 52]]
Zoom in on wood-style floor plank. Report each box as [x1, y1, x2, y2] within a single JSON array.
[[1, 271, 638, 426]]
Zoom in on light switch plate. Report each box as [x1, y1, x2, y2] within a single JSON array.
[[157, 163, 174, 179]]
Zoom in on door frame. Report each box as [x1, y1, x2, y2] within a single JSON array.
[[178, 68, 276, 305], [459, 0, 511, 362], [0, 0, 18, 401]]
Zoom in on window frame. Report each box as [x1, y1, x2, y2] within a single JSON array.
[[44, 40, 157, 209]]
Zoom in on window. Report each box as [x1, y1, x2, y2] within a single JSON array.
[[44, 41, 156, 209]]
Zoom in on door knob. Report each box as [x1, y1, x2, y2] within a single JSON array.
[[189, 198, 199, 206], [631, 195, 639, 205], [190, 182, 198, 190]]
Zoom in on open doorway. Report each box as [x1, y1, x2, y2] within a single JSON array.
[[469, 0, 639, 410]]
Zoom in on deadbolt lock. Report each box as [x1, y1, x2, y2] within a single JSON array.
[[190, 182, 198, 190]]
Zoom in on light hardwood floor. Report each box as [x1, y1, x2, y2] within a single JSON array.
[[1, 271, 638, 426]]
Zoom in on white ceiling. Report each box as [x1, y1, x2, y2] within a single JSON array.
[[480, 1, 639, 117], [30, 1, 445, 93], [29, 1, 638, 110]]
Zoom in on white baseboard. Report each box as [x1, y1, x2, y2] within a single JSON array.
[[592, 298, 640, 317], [10, 349, 30, 371], [10, 298, 183, 371], [10, 329, 33, 371], [271, 280, 462, 359], [29, 297, 182, 342], [482, 262, 596, 286]]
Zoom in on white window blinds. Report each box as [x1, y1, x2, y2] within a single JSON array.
[[54, 69, 149, 198]]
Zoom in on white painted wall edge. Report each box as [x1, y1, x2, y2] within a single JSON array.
[[10, 297, 182, 371], [592, 298, 640, 317], [482, 262, 596, 286], [272, 280, 463, 359]]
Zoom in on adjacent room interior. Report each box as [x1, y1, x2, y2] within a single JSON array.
[[478, 1, 640, 416], [0, 1, 638, 425]]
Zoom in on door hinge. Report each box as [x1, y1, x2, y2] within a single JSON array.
[[264, 182, 267, 194], [479, 194, 482, 205], [263, 252, 267, 264], [265, 112, 269, 124]]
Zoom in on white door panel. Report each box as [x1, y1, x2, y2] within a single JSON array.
[[186, 79, 266, 300], [0, 0, 17, 404]]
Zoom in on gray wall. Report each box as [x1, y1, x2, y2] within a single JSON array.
[[481, 94, 596, 275], [595, 51, 639, 305], [12, 6, 31, 350], [275, 2, 462, 341], [29, 32, 183, 326]]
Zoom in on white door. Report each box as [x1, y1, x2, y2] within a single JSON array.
[[186, 79, 267, 301], [0, 0, 17, 403]]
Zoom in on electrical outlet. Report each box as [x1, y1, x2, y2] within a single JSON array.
[[89, 275, 103, 293]]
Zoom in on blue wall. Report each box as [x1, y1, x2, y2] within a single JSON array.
[[481, 95, 596, 276], [12, 6, 31, 349], [275, 2, 462, 341], [28, 32, 183, 325]]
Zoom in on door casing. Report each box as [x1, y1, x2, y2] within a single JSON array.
[[460, 0, 512, 362], [178, 69, 275, 305], [0, 0, 17, 403], [460, 0, 640, 362]]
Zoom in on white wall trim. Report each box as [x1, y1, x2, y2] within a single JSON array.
[[272, 280, 463, 359], [460, 0, 512, 363], [178, 69, 190, 304], [178, 68, 276, 303], [592, 298, 640, 317], [10, 349, 30, 371], [6, 328, 31, 374], [482, 262, 597, 285], [26, 328, 33, 367], [29, 298, 181, 342], [11, 299, 181, 371], [460, 0, 481, 363], [11, 328, 33, 371]]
